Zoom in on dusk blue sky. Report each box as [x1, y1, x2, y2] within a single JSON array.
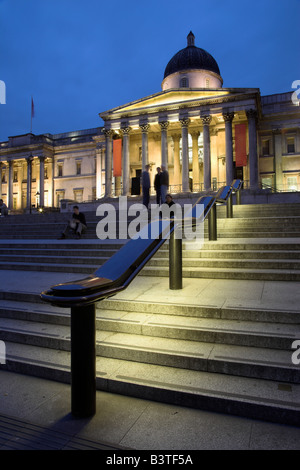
[[1, 0, 299, 141]]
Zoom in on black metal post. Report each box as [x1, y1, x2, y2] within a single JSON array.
[[71, 303, 96, 418], [169, 231, 182, 289], [208, 204, 217, 240], [226, 194, 233, 218], [236, 189, 241, 205]]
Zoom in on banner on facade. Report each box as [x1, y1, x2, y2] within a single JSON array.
[[235, 124, 247, 167], [113, 139, 122, 177]]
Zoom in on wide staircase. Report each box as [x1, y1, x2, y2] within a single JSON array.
[[0, 202, 300, 425]]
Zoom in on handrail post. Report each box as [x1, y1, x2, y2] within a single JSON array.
[[236, 189, 241, 205], [71, 304, 96, 417], [226, 194, 233, 218], [169, 231, 182, 289], [208, 204, 217, 240]]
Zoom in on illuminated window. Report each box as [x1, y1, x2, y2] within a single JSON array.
[[287, 137, 295, 154], [76, 161, 81, 175], [180, 77, 189, 88], [13, 170, 18, 182], [56, 190, 65, 207], [57, 163, 63, 177], [205, 78, 210, 88], [73, 189, 83, 202], [262, 139, 270, 156], [287, 176, 297, 191]]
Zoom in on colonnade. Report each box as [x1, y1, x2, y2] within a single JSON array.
[[103, 108, 259, 197], [0, 155, 53, 210]]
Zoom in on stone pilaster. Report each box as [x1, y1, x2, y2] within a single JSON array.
[[39, 156, 45, 207], [8, 160, 13, 210], [26, 155, 33, 210]]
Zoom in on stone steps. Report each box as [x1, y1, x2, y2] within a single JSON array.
[[0, 295, 299, 425], [1, 201, 300, 426], [0, 239, 300, 280]]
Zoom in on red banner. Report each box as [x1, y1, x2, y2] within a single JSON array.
[[235, 124, 247, 167], [113, 139, 122, 177]]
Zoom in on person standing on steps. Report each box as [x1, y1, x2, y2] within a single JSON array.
[[160, 165, 169, 204], [154, 167, 161, 205], [141, 164, 151, 209]]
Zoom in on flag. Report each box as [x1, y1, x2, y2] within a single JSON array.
[[235, 124, 247, 167], [113, 139, 122, 177], [31, 97, 35, 119]]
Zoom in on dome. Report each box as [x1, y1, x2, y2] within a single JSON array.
[[162, 32, 222, 89], [162, 31, 223, 91]]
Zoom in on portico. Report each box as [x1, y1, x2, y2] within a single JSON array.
[[100, 87, 261, 197]]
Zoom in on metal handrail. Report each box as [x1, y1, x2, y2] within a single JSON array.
[[40, 180, 241, 308], [40, 179, 242, 417]]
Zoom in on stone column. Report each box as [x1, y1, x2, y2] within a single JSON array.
[[8, 160, 13, 210], [172, 133, 181, 185], [26, 155, 33, 211], [103, 128, 113, 197], [160, 121, 169, 168], [140, 123, 150, 171], [180, 118, 190, 192], [191, 131, 200, 187], [121, 126, 131, 196], [247, 109, 259, 190], [273, 130, 283, 191], [201, 115, 212, 191], [223, 112, 234, 185], [39, 156, 45, 207], [96, 143, 103, 199]]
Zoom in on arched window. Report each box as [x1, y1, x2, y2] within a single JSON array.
[[180, 77, 189, 88]]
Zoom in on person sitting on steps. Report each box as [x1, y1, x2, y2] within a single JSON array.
[[59, 205, 87, 239]]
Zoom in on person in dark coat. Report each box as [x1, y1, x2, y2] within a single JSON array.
[[141, 164, 151, 209], [160, 165, 169, 204], [0, 199, 8, 216], [154, 167, 161, 205]]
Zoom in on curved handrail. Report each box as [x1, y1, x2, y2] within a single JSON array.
[[40, 180, 242, 308]]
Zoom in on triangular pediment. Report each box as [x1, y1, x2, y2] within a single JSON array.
[[99, 87, 260, 121], [100, 88, 245, 118]]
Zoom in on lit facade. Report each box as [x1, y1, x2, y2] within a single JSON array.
[[0, 32, 299, 211]]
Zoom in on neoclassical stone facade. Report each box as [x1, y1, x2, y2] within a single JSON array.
[[0, 32, 299, 211]]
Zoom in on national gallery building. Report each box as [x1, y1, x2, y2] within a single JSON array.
[[1, 32, 299, 211]]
